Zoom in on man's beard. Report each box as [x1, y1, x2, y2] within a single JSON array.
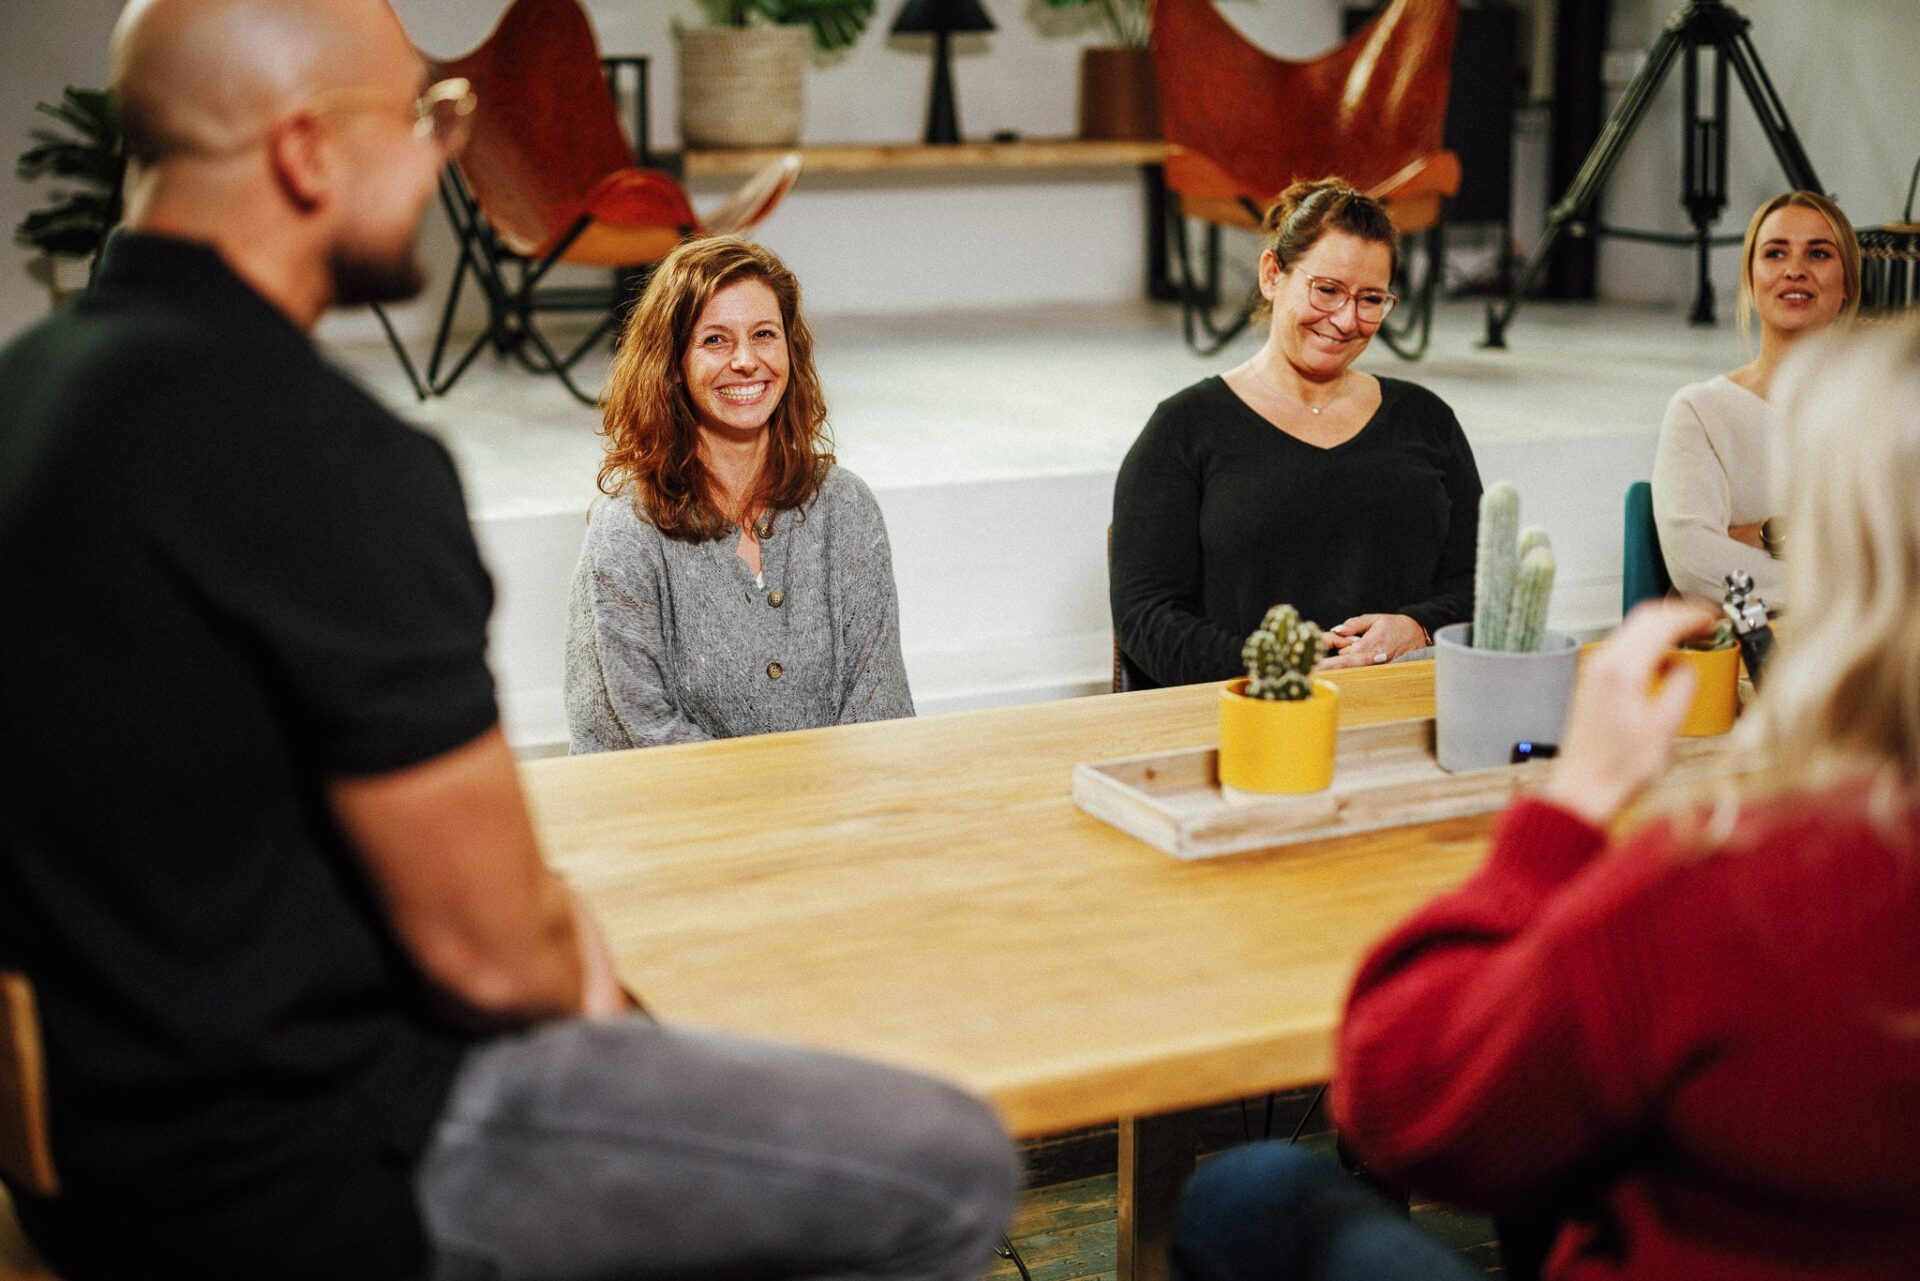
[[330, 241, 426, 307]]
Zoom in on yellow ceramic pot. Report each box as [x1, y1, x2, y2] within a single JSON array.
[[1218, 678, 1339, 794], [1670, 645, 1740, 737]]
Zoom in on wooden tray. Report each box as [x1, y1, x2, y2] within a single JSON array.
[[1073, 716, 1741, 861]]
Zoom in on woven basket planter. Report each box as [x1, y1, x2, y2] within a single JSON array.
[[678, 24, 809, 149]]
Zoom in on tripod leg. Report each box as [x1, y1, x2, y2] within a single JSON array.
[[1719, 24, 1822, 191], [1681, 38, 1725, 325], [1484, 21, 1689, 347]]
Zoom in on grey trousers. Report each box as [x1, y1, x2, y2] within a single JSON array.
[[414, 1015, 1020, 1280]]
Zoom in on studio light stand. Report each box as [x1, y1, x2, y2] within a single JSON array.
[[1483, 0, 1820, 348]]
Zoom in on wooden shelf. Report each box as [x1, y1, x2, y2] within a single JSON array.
[[681, 136, 1167, 178]]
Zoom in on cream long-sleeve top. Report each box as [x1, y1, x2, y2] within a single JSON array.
[[564, 465, 914, 752], [1650, 374, 1785, 607]]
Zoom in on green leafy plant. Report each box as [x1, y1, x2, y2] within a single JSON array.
[[1471, 482, 1556, 652], [14, 87, 123, 261], [699, 0, 877, 51], [1241, 604, 1324, 701], [1044, 0, 1150, 48]]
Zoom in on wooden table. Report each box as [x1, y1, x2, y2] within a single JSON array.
[[522, 662, 1495, 1279]]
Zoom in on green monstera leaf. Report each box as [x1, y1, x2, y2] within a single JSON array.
[[709, 0, 878, 52]]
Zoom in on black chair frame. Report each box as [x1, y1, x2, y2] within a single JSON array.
[[379, 55, 664, 406]]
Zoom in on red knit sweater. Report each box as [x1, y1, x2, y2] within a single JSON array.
[[1333, 791, 1920, 1280]]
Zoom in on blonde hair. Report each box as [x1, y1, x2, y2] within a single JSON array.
[[1736, 190, 1862, 350], [1744, 322, 1920, 810], [598, 236, 831, 542]]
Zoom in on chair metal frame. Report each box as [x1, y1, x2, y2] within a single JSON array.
[[380, 1, 799, 408], [380, 55, 665, 406]]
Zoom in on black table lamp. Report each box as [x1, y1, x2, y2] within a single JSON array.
[[891, 0, 994, 145]]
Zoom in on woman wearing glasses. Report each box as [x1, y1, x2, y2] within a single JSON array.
[[565, 236, 913, 750], [1111, 178, 1482, 686], [1652, 190, 1861, 607]]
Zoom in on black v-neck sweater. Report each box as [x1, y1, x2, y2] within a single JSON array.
[[1111, 375, 1482, 687]]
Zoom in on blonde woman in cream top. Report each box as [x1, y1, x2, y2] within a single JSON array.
[[1651, 190, 1861, 608], [1651, 376, 1783, 603]]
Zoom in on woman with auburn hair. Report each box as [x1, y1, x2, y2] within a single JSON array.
[[1170, 324, 1920, 1280], [564, 236, 912, 751], [1111, 177, 1482, 687], [1653, 189, 1862, 606]]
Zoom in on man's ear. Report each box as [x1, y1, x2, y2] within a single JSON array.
[[266, 112, 330, 212]]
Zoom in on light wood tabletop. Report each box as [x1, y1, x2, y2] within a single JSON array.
[[522, 662, 1504, 1280], [522, 662, 1491, 1137]]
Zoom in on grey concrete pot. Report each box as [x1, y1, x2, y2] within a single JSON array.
[[1433, 622, 1580, 772]]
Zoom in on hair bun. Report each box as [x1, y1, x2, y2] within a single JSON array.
[[1264, 176, 1357, 233]]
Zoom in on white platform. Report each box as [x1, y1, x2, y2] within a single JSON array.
[[320, 296, 1743, 754]]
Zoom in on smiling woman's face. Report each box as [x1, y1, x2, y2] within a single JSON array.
[[681, 277, 790, 438], [1263, 230, 1396, 380], [1748, 203, 1847, 340]]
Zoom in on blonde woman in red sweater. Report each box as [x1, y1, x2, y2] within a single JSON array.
[[1172, 322, 1920, 1280]]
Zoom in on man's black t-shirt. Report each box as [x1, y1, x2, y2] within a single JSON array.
[[0, 235, 497, 1278]]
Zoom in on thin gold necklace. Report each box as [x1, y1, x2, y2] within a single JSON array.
[[1255, 364, 1348, 416]]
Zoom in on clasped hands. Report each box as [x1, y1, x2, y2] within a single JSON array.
[[1319, 613, 1429, 669]]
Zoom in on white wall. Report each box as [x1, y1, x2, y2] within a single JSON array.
[[0, 0, 1342, 340], [3, 0, 1909, 334], [1593, 0, 1916, 311], [0, 0, 124, 334]]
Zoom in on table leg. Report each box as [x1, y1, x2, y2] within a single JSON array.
[[1116, 1109, 1199, 1281]]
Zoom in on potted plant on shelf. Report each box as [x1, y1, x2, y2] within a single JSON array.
[[1669, 618, 1740, 737], [14, 86, 122, 307], [1433, 481, 1580, 772], [1043, 0, 1158, 140], [1218, 603, 1339, 798], [680, 0, 876, 149]]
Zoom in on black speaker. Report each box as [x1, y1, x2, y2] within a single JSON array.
[[1342, 3, 1521, 227]]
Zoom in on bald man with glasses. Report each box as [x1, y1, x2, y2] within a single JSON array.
[[0, 2, 1015, 1277]]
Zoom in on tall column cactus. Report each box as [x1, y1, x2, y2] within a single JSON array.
[[1473, 482, 1519, 650], [1242, 604, 1323, 701], [1473, 485, 1556, 651], [1505, 545, 1556, 652]]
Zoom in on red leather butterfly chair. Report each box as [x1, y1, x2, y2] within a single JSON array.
[[1151, 0, 1462, 357], [405, 0, 801, 405]]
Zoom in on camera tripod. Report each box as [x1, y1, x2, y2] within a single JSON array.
[[1483, 0, 1820, 347]]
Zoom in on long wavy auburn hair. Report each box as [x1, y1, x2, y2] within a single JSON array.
[[597, 236, 832, 541]]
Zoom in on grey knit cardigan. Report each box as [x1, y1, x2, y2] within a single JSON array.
[[564, 466, 915, 752]]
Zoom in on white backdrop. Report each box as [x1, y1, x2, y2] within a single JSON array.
[[4, 0, 1909, 341]]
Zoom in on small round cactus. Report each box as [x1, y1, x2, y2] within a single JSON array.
[[1242, 604, 1324, 701]]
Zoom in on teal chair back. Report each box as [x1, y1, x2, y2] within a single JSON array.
[[1622, 481, 1672, 612]]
